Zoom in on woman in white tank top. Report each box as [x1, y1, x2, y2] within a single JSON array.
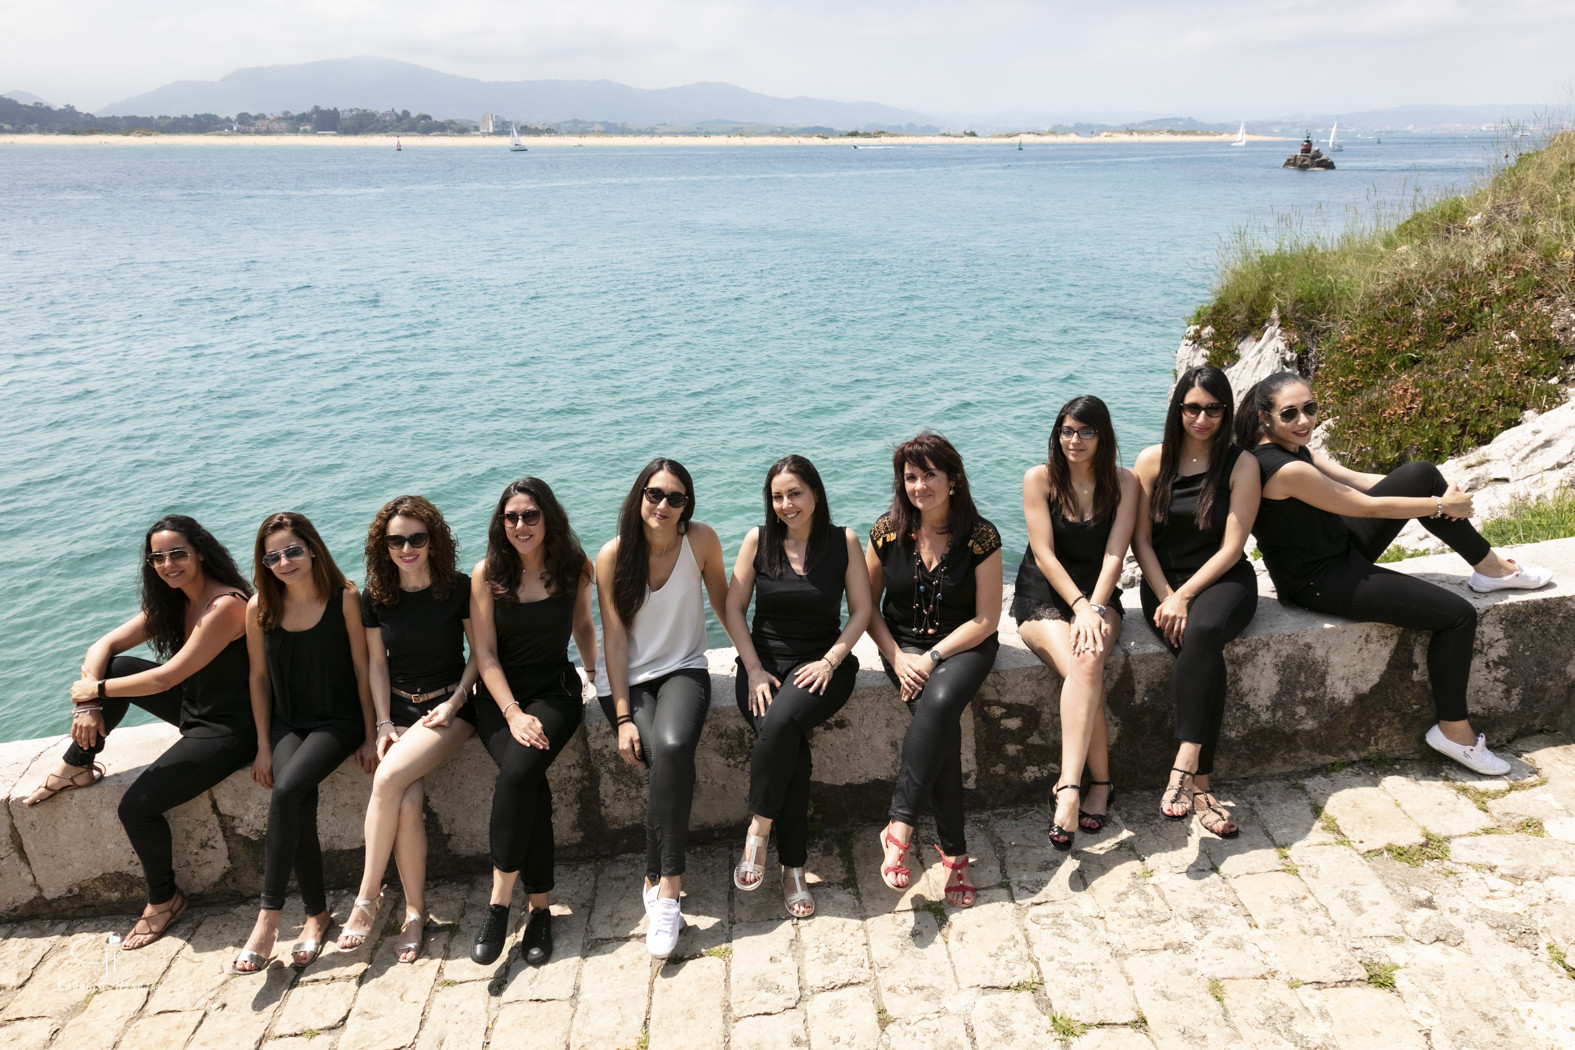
[[595, 458, 733, 959]]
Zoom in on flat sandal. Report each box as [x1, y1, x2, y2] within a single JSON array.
[[122, 889, 186, 951], [1194, 791, 1239, 838], [1161, 768, 1194, 820], [783, 867, 815, 919]]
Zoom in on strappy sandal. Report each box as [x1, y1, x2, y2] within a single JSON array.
[[336, 891, 384, 951], [878, 825, 912, 891], [734, 833, 768, 891], [395, 911, 426, 963], [123, 889, 186, 951], [1193, 791, 1239, 839], [1161, 768, 1195, 820], [291, 913, 331, 968], [24, 762, 106, 806], [1050, 783, 1080, 852], [934, 846, 975, 908], [783, 867, 815, 918], [1079, 780, 1115, 832]]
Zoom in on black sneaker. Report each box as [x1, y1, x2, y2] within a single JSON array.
[[521, 907, 553, 966], [470, 903, 510, 965]]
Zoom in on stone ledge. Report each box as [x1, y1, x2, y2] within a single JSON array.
[[5, 536, 1573, 921]]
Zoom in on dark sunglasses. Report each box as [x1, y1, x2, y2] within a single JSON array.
[[1058, 426, 1098, 441], [503, 510, 542, 528], [147, 548, 193, 567], [261, 544, 307, 568], [1181, 402, 1227, 419], [386, 532, 430, 550], [1277, 400, 1320, 423], [643, 487, 690, 509]]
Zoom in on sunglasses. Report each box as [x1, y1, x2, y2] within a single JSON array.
[[1277, 400, 1320, 423], [261, 544, 308, 568], [147, 548, 192, 567], [386, 532, 430, 550], [643, 487, 690, 509], [1058, 426, 1098, 441], [502, 510, 542, 528], [1181, 402, 1227, 419]]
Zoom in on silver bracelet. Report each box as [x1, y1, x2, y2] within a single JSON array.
[[376, 720, 393, 729], [1432, 495, 1444, 519], [502, 700, 521, 716]]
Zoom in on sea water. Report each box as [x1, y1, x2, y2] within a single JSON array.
[[0, 134, 1499, 742]]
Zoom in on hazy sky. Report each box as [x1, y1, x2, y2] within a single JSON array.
[[6, 0, 1571, 117]]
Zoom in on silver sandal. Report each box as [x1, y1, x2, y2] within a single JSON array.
[[783, 867, 815, 919], [229, 947, 270, 975], [395, 911, 426, 963], [734, 833, 768, 891], [337, 892, 384, 951]]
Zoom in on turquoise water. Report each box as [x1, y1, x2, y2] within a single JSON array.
[[1, 135, 1498, 743]]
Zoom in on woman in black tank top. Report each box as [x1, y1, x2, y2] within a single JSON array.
[[1132, 367, 1261, 836], [24, 515, 255, 951], [1239, 372, 1552, 779], [723, 456, 872, 918], [234, 513, 374, 976], [1014, 397, 1139, 851]]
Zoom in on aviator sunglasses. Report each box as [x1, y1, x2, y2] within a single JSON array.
[[503, 510, 542, 528], [643, 487, 690, 509], [261, 544, 308, 567], [386, 532, 430, 550], [1277, 400, 1320, 423], [1181, 402, 1227, 419], [146, 548, 193, 567]]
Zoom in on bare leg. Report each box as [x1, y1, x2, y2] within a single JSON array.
[[393, 780, 427, 911], [236, 908, 281, 972], [1020, 616, 1116, 833], [880, 818, 914, 888], [736, 814, 774, 889]]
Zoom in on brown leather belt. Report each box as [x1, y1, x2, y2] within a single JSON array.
[[391, 683, 461, 704]]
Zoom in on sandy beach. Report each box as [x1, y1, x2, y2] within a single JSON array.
[[2, 131, 1289, 147]]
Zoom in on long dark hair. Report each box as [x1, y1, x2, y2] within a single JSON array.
[[140, 515, 251, 659], [760, 455, 833, 578], [1152, 367, 1236, 529], [364, 495, 461, 607], [484, 478, 586, 603], [1047, 395, 1121, 523], [252, 512, 352, 631], [888, 432, 978, 545], [1235, 371, 1309, 448], [613, 458, 695, 624]]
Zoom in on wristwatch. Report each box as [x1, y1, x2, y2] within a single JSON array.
[[1088, 603, 1107, 618], [927, 649, 944, 664]]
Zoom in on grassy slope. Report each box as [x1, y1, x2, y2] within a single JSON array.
[[1190, 131, 1575, 471]]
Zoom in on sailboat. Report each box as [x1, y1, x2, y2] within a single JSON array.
[[509, 123, 528, 152], [1231, 121, 1247, 147], [1328, 120, 1343, 152]]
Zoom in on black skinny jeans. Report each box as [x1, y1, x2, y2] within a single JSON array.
[[260, 721, 360, 913], [1140, 560, 1258, 776], [883, 637, 999, 857], [476, 674, 584, 891], [733, 655, 860, 868], [1290, 460, 1490, 723], [599, 668, 710, 882], [68, 655, 254, 905]]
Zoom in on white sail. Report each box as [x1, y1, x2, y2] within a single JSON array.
[[510, 123, 521, 147], [1328, 120, 1337, 149], [1232, 121, 1246, 147]]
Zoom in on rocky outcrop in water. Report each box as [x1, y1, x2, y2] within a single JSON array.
[[1284, 148, 1335, 170]]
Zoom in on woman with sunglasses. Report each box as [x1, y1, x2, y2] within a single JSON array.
[[1132, 368, 1260, 835], [233, 512, 376, 975], [337, 496, 479, 963], [24, 516, 254, 950], [596, 459, 731, 958], [1011, 398, 1138, 850], [866, 433, 1002, 908], [468, 479, 597, 968], [724, 456, 872, 918], [1239, 372, 1552, 776]]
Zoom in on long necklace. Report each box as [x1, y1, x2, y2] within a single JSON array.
[[911, 531, 951, 637]]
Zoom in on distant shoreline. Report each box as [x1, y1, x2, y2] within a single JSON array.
[[1, 131, 1293, 147]]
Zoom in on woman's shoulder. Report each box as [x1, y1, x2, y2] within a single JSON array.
[[1133, 443, 1163, 474], [869, 512, 898, 548], [967, 517, 1002, 557]]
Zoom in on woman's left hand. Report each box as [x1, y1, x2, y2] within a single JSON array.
[[355, 736, 379, 774], [420, 697, 460, 729], [375, 721, 400, 759], [791, 659, 835, 695], [68, 677, 98, 704], [1153, 592, 1190, 648], [70, 706, 105, 750]]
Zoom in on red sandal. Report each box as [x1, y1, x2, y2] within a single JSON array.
[[879, 826, 911, 891], [934, 846, 975, 908]]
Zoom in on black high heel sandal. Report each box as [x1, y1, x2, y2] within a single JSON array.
[[1079, 780, 1115, 832], [1050, 783, 1080, 852]]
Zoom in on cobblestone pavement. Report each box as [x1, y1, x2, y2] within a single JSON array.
[[10, 733, 1575, 1050]]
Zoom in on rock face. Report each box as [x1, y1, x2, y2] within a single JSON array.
[[1175, 308, 1301, 403], [1284, 147, 1335, 170]]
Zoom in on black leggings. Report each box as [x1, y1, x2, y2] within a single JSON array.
[[70, 656, 254, 905], [1140, 560, 1258, 776], [1291, 460, 1489, 723], [599, 668, 710, 882], [260, 721, 360, 913], [733, 655, 860, 868], [476, 675, 584, 890], [882, 638, 999, 857]]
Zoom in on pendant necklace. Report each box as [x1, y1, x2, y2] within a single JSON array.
[[911, 530, 951, 637]]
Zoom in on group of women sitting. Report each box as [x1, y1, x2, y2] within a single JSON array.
[[26, 367, 1551, 972]]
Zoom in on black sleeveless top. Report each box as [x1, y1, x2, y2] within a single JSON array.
[[870, 513, 1002, 649], [491, 589, 577, 699], [750, 525, 848, 669], [1150, 445, 1248, 581], [179, 627, 255, 740], [264, 590, 362, 729], [1011, 505, 1125, 622], [1250, 443, 1351, 597], [361, 573, 471, 694]]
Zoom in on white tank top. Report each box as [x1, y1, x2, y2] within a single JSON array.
[[598, 531, 709, 696]]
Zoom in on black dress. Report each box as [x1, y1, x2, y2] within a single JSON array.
[[1011, 503, 1124, 624]]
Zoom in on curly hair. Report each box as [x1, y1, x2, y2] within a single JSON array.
[[140, 515, 252, 659], [484, 478, 587, 604], [253, 512, 352, 631], [364, 495, 461, 608]]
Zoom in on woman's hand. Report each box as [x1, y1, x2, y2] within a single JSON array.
[[375, 722, 400, 759], [1153, 592, 1190, 648], [891, 651, 932, 701], [70, 706, 105, 750], [1441, 483, 1473, 520], [355, 736, 379, 774], [251, 745, 274, 789], [746, 666, 781, 716], [617, 719, 643, 765], [420, 697, 461, 729], [1071, 604, 1108, 656], [508, 707, 550, 750], [791, 659, 835, 696], [69, 677, 98, 705]]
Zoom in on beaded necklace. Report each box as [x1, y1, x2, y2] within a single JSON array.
[[911, 532, 952, 637]]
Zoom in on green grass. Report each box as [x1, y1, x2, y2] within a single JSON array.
[[876, 1006, 895, 1030], [702, 945, 733, 960], [1190, 128, 1575, 472], [1049, 1013, 1090, 1040], [1481, 488, 1575, 546], [835, 829, 862, 903], [1550, 942, 1575, 979], [1382, 830, 1451, 866], [1010, 975, 1045, 993], [1363, 961, 1401, 990], [1208, 977, 1226, 1004], [1377, 544, 1431, 563], [1276, 846, 1300, 876]]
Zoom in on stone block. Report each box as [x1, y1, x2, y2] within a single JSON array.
[[51, 986, 149, 1049], [337, 929, 443, 1050], [1082, 852, 1186, 953], [490, 1000, 573, 1050], [1243, 781, 1333, 850], [184, 959, 294, 1050], [730, 920, 797, 1017], [119, 1009, 205, 1050], [1199, 823, 1282, 877], [498, 900, 589, 1002], [732, 1009, 808, 1050], [144, 904, 259, 1012], [419, 736, 492, 857], [879, 1013, 970, 1050], [1379, 774, 1492, 837], [0, 920, 67, 990], [1449, 834, 1575, 881], [648, 955, 726, 1050], [799, 885, 872, 993], [804, 985, 882, 1050], [864, 909, 958, 1019], [413, 978, 492, 1050], [273, 977, 359, 1036], [1218, 979, 1336, 1050], [1390, 940, 1539, 1050], [1297, 985, 1426, 1050], [0, 1017, 58, 1050], [943, 899, 1034, 990], [0, 738, 53, 914], [569, 939, 650, 1050], [1227, 871, 1364, 984], [1304, 774, 1424, 853], [1124, 951, 1246, 1050], [1152, 872, 1271, 980], [1286, 843, 1404, 939], [1022, 899, 1140, 1024], [970, 991, 1050, 1050]]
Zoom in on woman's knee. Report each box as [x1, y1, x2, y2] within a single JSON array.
[[398, 781, 425, 818], [648, 731, 697, 769], [1392, 459, 1444, 494], [117, 787, 159, 825]]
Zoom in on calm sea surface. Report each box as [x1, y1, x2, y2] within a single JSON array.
[[1, 134, 1501, 742]]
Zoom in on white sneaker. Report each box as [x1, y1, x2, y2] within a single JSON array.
[[1468, 560, 1554, 593], [646, 896, 684, 959], [642, 882, 658, 918], [1426, 724, 1512, 776]]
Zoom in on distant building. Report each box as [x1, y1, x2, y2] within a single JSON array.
[[480, 112, 496, 134]]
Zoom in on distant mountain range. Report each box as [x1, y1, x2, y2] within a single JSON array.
[[1, 89, 51, 107], [94, 57, 937, 131]]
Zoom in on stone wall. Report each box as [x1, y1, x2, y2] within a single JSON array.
[[5, 537, 1574, 921]]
